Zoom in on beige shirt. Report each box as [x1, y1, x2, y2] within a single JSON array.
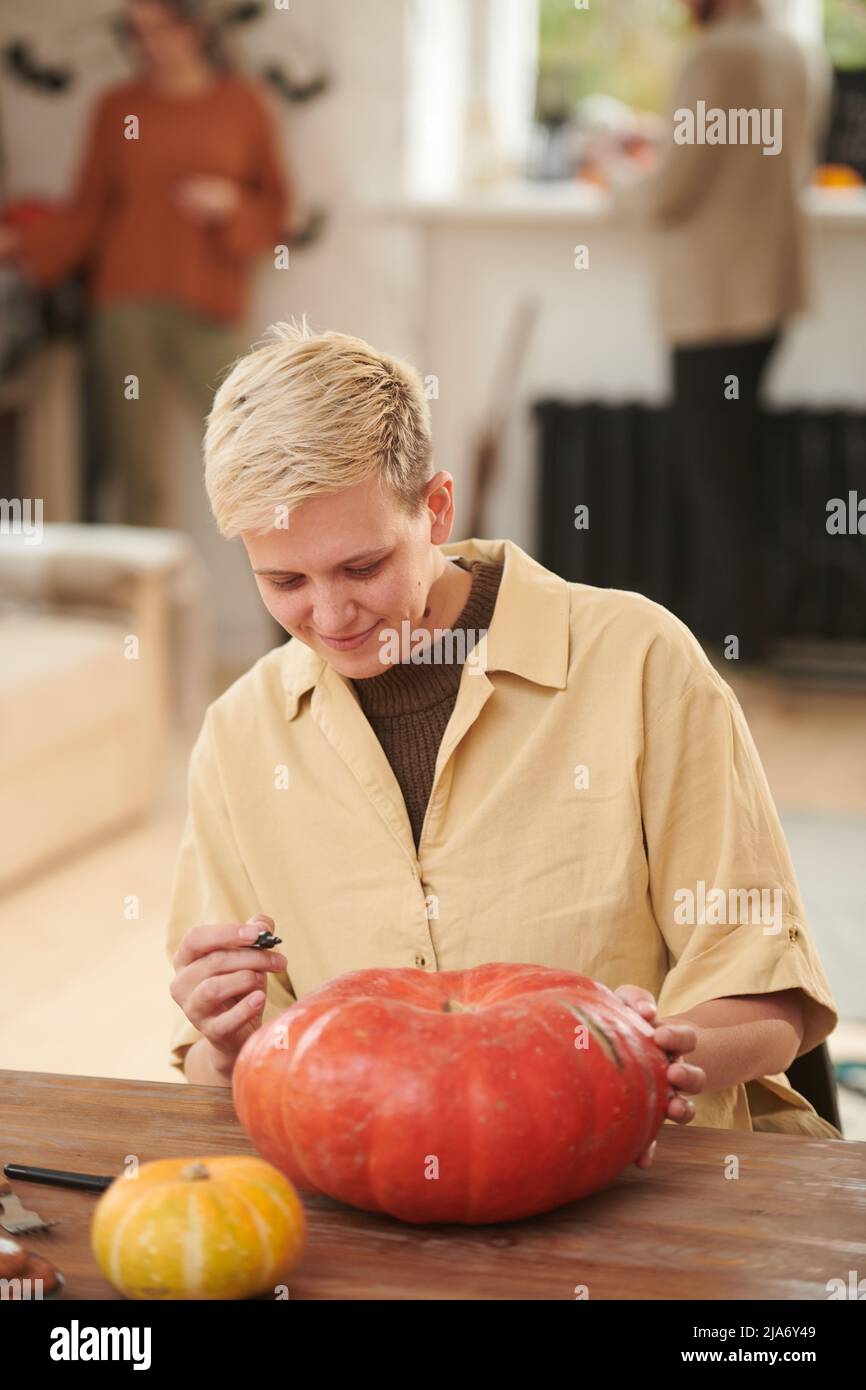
[[166, 536, 839, 1136], [633, 0, 831, 346]]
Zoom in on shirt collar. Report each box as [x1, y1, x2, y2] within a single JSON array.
[[280, 536, 571, 720]]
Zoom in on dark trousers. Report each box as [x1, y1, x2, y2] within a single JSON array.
[[671, 332, 779, 661]]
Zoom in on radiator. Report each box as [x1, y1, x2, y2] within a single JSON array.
[[534, 401, 866, 644]]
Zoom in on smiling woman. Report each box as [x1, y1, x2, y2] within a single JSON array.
[[166, 315, 841, 1153]]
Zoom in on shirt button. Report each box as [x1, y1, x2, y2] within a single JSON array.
[[415, 954, 427, 968], [788, 926, 799, 942]]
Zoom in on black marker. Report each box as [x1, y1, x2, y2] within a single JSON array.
[[251, 928, 282, 950]]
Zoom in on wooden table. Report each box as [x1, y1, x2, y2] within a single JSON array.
[[3, 1070, 865, 1301]]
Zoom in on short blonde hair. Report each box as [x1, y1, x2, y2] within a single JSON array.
[[204, 317, 434, 537]]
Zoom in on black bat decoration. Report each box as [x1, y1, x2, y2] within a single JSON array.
[[222, 2, 263, 21], [2, 40, 73, 92], [2, 2, 331, 104], [287, 207, 327, 248], [261, 64, 331, 103]]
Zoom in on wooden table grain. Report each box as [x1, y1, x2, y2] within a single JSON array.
[[2, 1069, 864, 1301]]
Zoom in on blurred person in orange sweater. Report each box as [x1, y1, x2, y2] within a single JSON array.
[[0, 0, 293, 526]]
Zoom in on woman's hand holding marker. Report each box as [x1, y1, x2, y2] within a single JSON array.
[[170, 914, 286, 1077]]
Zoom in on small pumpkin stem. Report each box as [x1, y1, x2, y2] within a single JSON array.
[[441, 998, 470, 1013], [180, 1162, 211, 1182]]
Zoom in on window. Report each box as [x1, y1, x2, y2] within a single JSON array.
[[535, 0, 836, 127], [536, 0, 688, 121], [825, 0, 866, 68]]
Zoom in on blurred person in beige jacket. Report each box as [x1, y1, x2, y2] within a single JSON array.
[[633, 0, 832, 661]]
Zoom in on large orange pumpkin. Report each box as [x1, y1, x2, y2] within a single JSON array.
[[233, 963, 670, 1224]]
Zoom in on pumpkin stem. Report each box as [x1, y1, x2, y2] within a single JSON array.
[[441, 998, 470, 1013], [180, 1162, 211, 1182]]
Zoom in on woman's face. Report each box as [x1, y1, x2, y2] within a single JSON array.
[[243, 473, 456, 680], [125, 2, 204, 72]]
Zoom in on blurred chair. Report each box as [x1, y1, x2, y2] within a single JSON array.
[[0, 525, 212, 893], [785, 1041, 843, 1135]]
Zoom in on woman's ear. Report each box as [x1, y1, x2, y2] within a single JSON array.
[[424, 473, 457, 543]]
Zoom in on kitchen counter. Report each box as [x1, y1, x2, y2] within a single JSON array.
[[375, 179, 866, 229]]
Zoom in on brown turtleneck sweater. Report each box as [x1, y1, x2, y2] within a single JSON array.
[[351, 557, 504, 848]]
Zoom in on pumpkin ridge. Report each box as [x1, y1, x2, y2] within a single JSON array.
[[240, 1192, 274, 1283], [108, 1192, 141, 1290], [184, 1187, 203, 1296], [560, 1000, 624, 1071]]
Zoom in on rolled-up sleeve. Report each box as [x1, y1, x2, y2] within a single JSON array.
[[165, 711, 296, 1077], [641, 665, 838, 1058]]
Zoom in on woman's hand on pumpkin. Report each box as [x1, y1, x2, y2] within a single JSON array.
[[170, 915, 287, 1068], [614, 984, 707, 1168]]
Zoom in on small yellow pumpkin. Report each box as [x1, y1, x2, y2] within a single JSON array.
[[91, 1155, 305, 1300]]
